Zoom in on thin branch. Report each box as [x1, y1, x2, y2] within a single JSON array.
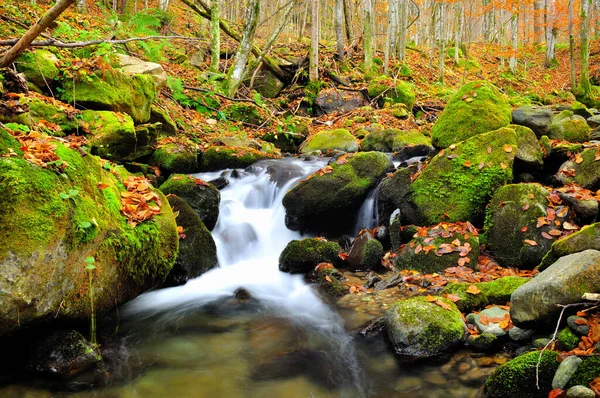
[[0, 36, 206, 48], [183, 85, 258, 104]]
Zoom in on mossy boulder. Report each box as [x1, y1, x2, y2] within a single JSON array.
[[159, 174, 220, 230], [539, 223, 600, 271], [409, 128, 516, 225], [377, 167, 413, 226], [225, 103, 266, 126], [278, 238, 342, 274], [111, 53, 167, 90], [150, 138, 200, 174], [282, 152, 393, 233], [431, 81, 512, 148], [557, 327, 581, 351], [59, 68, 157, 124], [510, 250, 600, 328], [261, 119, 309, 153], [0, 128, 178, 336], [200, 146, 278, 171], [484, 351, 560, 398], [346, 231, 384, 271], [392, 129, 432, 152], [165, 196, 217, 286], [466, 332, 499, 352], [511, 125, 544, 170], [441, 276, 529, 313], [82, 110, 156, 162], [385, 296, 467, 358], [149, 105, 178, 136], [361, 128, 403, 152], [299, 128, 359, 154], [314, 88, 367, 115], [2, 96, 80, 136], [15, 50, 60, 90], [483, 183, 573, 269], [367, 76, 415, 110], [549, 111, 591, 142], [252, 67, 285, 98], [556, 147, 600, 190], [393, 222, 480, 274], [512, 105, 553, 138], [314, 267, 349, 297]]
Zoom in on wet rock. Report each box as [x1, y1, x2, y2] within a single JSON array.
[[279, 238, 342, 274], [549, 111, 590, 142], [567, 385, 596, 398], [347, 231, 384, 271], [299, 128, 359, 154], [266, 162, 305, 187], [385, 296, 467, 358], [165, 196, 217, 286], [552, 355, 583, 389], [373, 272, 404, 290], [539, 223, 600, 271], [27, 330, 101, 378], [567, 316, 590, 336], [313, 266, 349, 297], [512, 105, 553, 137], [466, 333, 499, 353], [511, 250, 600, 327], [357, 316, 386, 338], [208, 176, 229, 190], [159, 174, 220, 230], [468, 306, 509, 337], [508, 326, 535, 342]]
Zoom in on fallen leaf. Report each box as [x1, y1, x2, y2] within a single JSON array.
[[549, 229, 562, 236], [426, 295, 436, 302], [467, 285, 482, 295], [563, 222, 579, 230], [575, 153, 584, 164], [503, 144, 513, 153], [463, 160, 472, 167], [521, 226, 528, 232], [548, 388, 564, 398], [325, 275, 332, 283], [338, 252, 349, 261], [97, 182, 108, 190], [524, 239, 538, 246], [479, 314, 490, 325], [445, 294, 462, 302], [435, 300, 452, 310], [487, 146, 492, 154], [541, 232, 554, 240], [522, 203, 530, 211]]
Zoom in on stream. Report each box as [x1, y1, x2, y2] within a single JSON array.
[[0, 158, 494, 398]]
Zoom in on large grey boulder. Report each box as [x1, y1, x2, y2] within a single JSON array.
[[510, 250, 600, 327], [113, 53, 168, 90], [512, 105, 553, 137], [314, 88, 367, 115]]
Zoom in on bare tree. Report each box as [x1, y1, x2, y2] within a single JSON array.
[[569, 0, 576, 89], [579, 0, 592, 96], [363, 0, 375, 78], [335, 0, 345, 61], [309, 0, 319, 81], [210, 0, 220, 73], [509, 10, 519, 73], [545, 0, 557, 66], [226, 0, 260, 96]]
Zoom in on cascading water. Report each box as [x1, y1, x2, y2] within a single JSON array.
[[123, 158, 368, 397]]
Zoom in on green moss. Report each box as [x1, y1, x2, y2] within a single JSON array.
[[59, 69, 156, 123], [81, 110, 138, 161], [467, 332, 499, 352], [431, 81, 512, 148], [225, 103, 266, 126], [361, 128, 401, 152], [200, 146, 277, 171], [392, 129, 431, 151], [442, 276, 528, 312], [15, 50, 60, 89], [549, 112, 590, 142], [539, 223, 600, 270], [279, 238, 342, 273], [368, 76, 415, 110], [361, 239, 384, 269], [410, 128, 516, 225], [484, 351, 559, 398], [316, 268, 349, 297], [151, 140, 199, 174], [300, 129, 359, 154], [566, 356, 600, 388], [557, 327, 581, 351]]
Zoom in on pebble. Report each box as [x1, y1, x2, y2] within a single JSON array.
[[509, 326, 534, 341], [566, 385, 596, 398], [457, 362, 471, 374], [567, 316, 590, 336], [470, 307, 509, 337], [424, 370, 447, 386], [552, 355, 583, 389], [533, 337, 552, 349]]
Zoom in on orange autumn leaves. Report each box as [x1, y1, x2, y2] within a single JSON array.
[[119, 176, 162, 227]]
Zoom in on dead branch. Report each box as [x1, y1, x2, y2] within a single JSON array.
[[183, 85, 258, 105], [0, 36, 206, 49]]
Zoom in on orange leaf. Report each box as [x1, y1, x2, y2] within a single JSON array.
[[521, 226, 528, 232], [503, 144, 513, 153], [426, 295, 436, 302], [541, 232, 554, 240], [414, 244, 423, 254], [445, 294, 462, 302], [548, 388, 564, 398], [338, 252, 349, 261], [487, 146, 492, 154], [575, 153, 584, 164], [590, 377, 600, 396], [522, 203, 530, 211], [97, 182, 108, 190], [463, 160, 472, 167], [467, 285, 482, 295], [574, 318, 588, 325], [524, 239, 538, 246], [479, 314, 490, 325], [435, 300, 452, 310], [548, 229, 562, 236], [325, 275, 332, 283], [349, 285, 357, 294]]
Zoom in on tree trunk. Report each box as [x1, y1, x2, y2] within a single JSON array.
[[454, 2, 462, 65], [158, 0, 169, 11], [438, 1, 446, 83], [299, 0, 309, 39], [76, 0, 86, 12], [509, 11, 518, 73], [226, 0, 260, 97], [579, 0, 592, 96], [210, 0, 220, 73], [335, 0, 345, 61], [569, 0, 576, 90], [398, 0, 408, 61], [384, 0, 398, 74], [533, 0, 544, 43], [362, 0, 375, 79], [343, 0, 352, 42], [309, 0, 319, 82], [544, 0, 557, 66], [0, 0, 75, 68]]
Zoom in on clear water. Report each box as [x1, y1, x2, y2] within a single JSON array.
[[0, 159, 496, 398]]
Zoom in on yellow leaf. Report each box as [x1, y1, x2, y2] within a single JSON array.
[[466, 285, 481, 295]]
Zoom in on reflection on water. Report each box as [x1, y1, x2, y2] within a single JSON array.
[[0, 159, 495, 397]]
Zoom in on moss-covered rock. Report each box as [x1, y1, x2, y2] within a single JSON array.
[[59, 68, 157, 124], [82, 110, 152, 161], [347, 231, 384, 271], [279, 238, 342, 273], [150, 138, 200, 174], [392, 130, 431, 152], [557, 327, 581, 351], [252, 67, 285, 98], [441, 276, 528, 313], [409, 128, 516, 225], [367, 76, 415, 110], [15, 50, 60, 90], [361, 128, 402, 152], [431, 81, 512, 148], [261, 119, 309, 153], [466, 332, 499, 352], [548, 111, 591, 143], [511, 125, 544, 170], [393, 222, 480, 274], [556, 148, 600, 190], [314, 267, 349, 297], [565, 356, 600, 388], [299, 128, 359, 154], [225, 103, 266, 126], [164, 196, 217, 286], [282, 152, 393, 233], [377, 167, 413, 226], [200, 146, 278, 171], [159, 174, 220, 230], [314, 88, 367, 115], [483, 183, 573, 269], [539, 223, 600, 271], [0, 128, 178, 336], [511, 250, 600, 327], [385, 296, 467, 358], [2, 95, 81, 136], [149, 105, 178, 136], [484, 351, 559, 398]]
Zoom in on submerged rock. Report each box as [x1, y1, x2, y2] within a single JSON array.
[[431, 81, 512, 148], [385, 296, 467, 358]]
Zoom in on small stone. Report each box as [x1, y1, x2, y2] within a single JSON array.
[[552, 355, 583, 389], [533, 337, 552, 349], [424, 370, 447, 386], [567, 316, 591, 336], [471, 306, 509, 337], [457, 362, 471, 374], [206, 118, 218, 125], [509, 326, 534, 341], [566, 385, 596, 398]]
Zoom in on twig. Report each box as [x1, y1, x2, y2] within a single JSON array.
[[183, 85, 258, 105], [535, 302, 593, 389], [0, 36, 206, 48]]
